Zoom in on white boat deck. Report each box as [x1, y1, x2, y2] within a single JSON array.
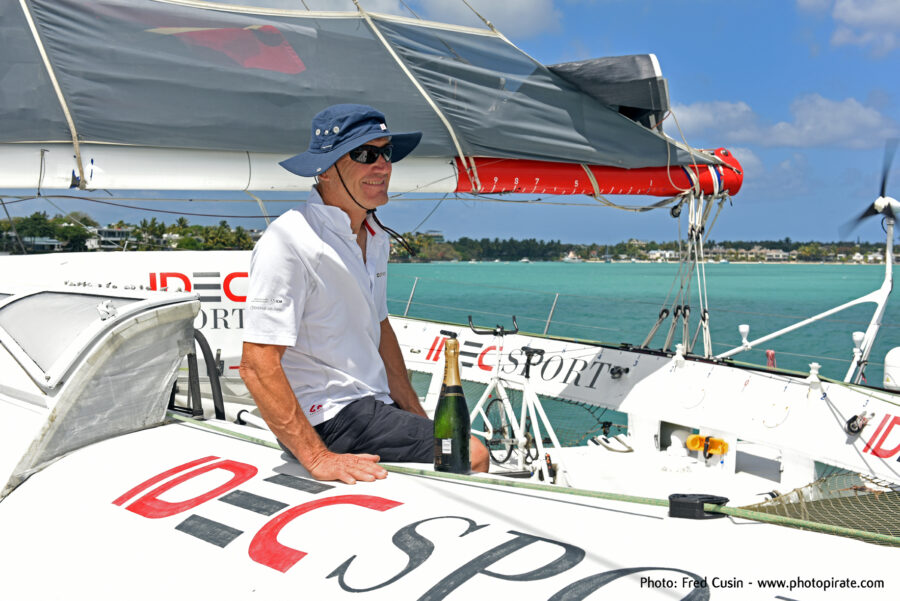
[[1, 420, 895, 600]]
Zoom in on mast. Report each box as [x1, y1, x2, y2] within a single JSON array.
[[0, 142, 742, 197], [844, 215, 894, 384]]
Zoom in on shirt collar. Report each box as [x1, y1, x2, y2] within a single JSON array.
[[306, 186, 352, 236], [307, 185, 380, 238]]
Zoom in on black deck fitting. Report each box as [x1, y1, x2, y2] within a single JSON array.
[[668, 493, 729, 519]]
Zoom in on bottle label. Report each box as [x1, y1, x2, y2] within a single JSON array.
[[441, 439, 452, 454]]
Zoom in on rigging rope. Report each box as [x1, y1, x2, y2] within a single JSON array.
[[642, 187, 732, 354], [410, 194, 448, 232], [244, 191, 272, 226], [0, 197, 28, 254], [352, 0, 483, 193], [19, 0, 86, 190]]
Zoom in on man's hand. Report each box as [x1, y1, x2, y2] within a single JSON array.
[[242, 342, 390, 484], [306, 450, 387, 485]]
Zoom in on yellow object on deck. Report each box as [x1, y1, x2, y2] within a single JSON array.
[[686, 434, 729, 456]]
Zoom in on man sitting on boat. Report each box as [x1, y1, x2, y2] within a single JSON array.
[[240, 104, 489, 484]]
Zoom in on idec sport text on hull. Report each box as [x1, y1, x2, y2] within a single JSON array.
[[863, 414, 900, 461], [114, 456, 707, 600], [424, 334, 630, 391], [149, 271, 247, 331], [148, 271, 247, 303]]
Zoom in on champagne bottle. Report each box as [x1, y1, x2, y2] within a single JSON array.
[[433, 330, 470, 473]]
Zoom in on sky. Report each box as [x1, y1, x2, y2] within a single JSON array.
[[6, 0, 900, 244]]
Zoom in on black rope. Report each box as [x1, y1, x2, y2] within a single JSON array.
[[335, 164, 416, 257], [369, 211, 416, 257]]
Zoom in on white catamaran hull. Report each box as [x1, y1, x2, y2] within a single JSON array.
[[0, 419, 894, 601], [1, 2, 897, 594], [4, 251, 899, 506]]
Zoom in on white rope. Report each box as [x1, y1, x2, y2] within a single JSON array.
[[578, 164, 682, 213], [693, 194, 712, 356], [679, 194, 700, 349], [19, 0, 86, 189], [244, 191, 271, 226], [581, 164, 601, 198], [703, 194, 729, 244], [460, 0, 499, 33], [351, 0, 482, 192]]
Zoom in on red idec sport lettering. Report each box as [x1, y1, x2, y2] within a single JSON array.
[[123, 459, 257, 518], [249, 495, 402, 573], [863, 414, 900, 459], [149, 272, 192, 292], [113, 456, 220, 507], [478, 346, 500, 372], [224, 272, 248, 302], [426, 336, 446, 362]]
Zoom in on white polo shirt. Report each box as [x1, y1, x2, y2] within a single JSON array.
[[243, 187, 392, 426]]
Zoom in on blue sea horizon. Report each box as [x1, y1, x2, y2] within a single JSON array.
[[387, 261, 900, 386]]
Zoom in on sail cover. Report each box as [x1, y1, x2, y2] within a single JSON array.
[[2, 0, 712, 169]]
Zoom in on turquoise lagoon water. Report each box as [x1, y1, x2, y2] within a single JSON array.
[[387, 261, 900, 386]]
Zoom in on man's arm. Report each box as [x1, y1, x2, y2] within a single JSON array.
[[240, 341, 387, 484], [379, 318, 427, 417]]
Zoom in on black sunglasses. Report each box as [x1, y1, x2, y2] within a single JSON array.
[[348, 144, 393, 164]]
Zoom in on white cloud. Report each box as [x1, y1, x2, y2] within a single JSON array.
[[726, 147, 763, 178], [833, 0, 900, 29], [672, 95, 898, 149], [798, 0, 900, 54], [414, 0, 563, 37], [708, 147, 811, 199], [831, 25, 899, 55], [768, 95, 896, 148], [670, 100, 758, 140], [299, 0, 562, 37], [295, 0, 561, 36]]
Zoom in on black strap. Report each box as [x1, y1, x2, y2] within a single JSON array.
[[369, 210, 416, 257], [335, 164, 416, 257]]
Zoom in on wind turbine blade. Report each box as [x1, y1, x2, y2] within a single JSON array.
[[881, 138, 898, 199], [840, 204, 879, 239]]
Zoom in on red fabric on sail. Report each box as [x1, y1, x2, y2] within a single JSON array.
[[454, 148, 743, 197], [150, 25, 306, 74]]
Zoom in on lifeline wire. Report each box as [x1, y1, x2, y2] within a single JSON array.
[[410, 194, 448, 232], [12, 194, 285, 219], [0, 197, 28, 254], [40, 194, 127, 251]]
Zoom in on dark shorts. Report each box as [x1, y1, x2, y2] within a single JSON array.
[[282, 397, 433, 463]]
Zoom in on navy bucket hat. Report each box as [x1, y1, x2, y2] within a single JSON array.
[[279, 104, 422, 177]]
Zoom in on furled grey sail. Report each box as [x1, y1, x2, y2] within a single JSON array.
[[2, 0, 711, 172]]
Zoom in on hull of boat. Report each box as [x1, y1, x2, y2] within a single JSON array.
[[0, 419, 895, 600], [0, 257, 898, 599], [4, 251, 899, 503]]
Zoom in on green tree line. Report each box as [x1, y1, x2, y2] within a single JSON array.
[[392, 233, 888, 262], [1, 212, 255, 253], [1, 211, 887, 261]]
